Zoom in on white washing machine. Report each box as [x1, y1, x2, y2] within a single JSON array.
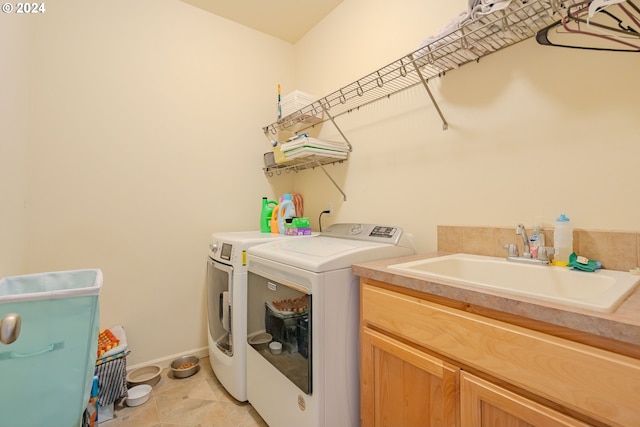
[[207, 231, 313, 402], [246, 223, 415, 427]]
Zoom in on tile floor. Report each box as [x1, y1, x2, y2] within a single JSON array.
[[100, 357, 268, 427]]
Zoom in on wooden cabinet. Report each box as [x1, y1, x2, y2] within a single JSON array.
[[460, 372, 593, 427], [361, 327, 458, 427], [360, 279, 640, 427]]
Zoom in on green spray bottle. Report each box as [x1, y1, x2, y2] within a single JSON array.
[[260, 197, 278, 233]]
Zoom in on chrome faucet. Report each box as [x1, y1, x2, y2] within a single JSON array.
[[503, 224, 550, 265], [516, 224, 531, 258]]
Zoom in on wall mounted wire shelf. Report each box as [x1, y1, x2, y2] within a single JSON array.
[[261, 0, 584, 200], [262, 0, 582, 138]]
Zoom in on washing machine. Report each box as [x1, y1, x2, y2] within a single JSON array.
[[246, 223, 415, 427], [206, 231, 314, 402]]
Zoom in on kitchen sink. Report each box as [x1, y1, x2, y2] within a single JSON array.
[[388, 253, 640, 312]]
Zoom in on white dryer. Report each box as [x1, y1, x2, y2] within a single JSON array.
[[246, 223, 415, 427], [206, 231, 312, 402]]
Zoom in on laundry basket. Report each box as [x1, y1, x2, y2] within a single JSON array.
[[0, 269, 103, 427]]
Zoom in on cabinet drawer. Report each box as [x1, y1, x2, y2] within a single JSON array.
[[361, 283, 640, 427]]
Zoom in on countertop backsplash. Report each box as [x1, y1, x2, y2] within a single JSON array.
[[437, 225, 640, 272]]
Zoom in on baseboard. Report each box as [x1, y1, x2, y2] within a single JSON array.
[[126, 346, 209, 371]]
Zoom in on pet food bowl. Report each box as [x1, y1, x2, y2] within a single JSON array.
[[126, 364, 162, 387], [269, 341, 282, 355], [126, 384, 152, 407], [248, 332, 272, 350], [170, 355, 200, 379]]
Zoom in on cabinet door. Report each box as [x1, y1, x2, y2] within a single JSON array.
[[460, 371, 595, 427], [361, 327, 459, 427]]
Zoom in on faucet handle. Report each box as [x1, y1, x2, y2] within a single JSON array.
[[537, 246, 554, 261], [503, 243, 518, 257]]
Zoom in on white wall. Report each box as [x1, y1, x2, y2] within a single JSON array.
[[21, 0, 295, 365], [0, 14, 29, 276], [293, 0, 640, 253]]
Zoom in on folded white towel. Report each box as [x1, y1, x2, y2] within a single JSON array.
[[281, 137, 350, 153], [418, 0, 514, 50], [283, 147, 349, 160]]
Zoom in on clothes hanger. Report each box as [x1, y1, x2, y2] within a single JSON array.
[[536, 20, 640, 51], [618, 1, 640, 27], [588, 0, 640, 24], [536, 0, 640, 51], [588, 0, 628, 19], [567, 1, 640, 36], [563, 1, 640, 45], [561, 13, 640, 48]]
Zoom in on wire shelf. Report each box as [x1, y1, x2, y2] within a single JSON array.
[[263, 155, 347, 176], [262, 0, 580, 137]]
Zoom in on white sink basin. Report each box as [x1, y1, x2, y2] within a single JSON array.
[[388, 253, 640, 312]]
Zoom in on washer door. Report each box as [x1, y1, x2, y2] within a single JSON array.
[[207, 258, 234, 356]]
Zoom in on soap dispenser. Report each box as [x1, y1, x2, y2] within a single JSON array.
[[529, 224, 545, 259]]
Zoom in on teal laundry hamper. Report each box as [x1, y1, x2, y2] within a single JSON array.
[[0, 269, 102, 427]]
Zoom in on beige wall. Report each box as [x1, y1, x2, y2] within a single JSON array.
[[13, 0, 295, 365], [0, 15, 29, 276], [294, 0, 640, 254], [3, 0, 639, 366]]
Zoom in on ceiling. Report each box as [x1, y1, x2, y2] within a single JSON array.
[[179, 0, 344, 44]]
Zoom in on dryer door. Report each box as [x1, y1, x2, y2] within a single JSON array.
[[247, 268, 311, 395], [207, 258, 234, 356]]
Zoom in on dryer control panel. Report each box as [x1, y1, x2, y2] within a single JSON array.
[[209, 240, 238, 265], [320, 223, 403, 245]]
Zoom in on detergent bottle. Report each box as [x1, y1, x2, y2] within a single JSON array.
[[260, 197, 278, 233], [270, 203, 280, 233], [277, 194, 296, 234]]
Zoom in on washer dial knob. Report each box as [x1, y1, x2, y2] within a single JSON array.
[[350, 224, 363, 235]]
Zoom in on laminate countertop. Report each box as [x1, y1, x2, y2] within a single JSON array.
[[352, 252, 640, 353]]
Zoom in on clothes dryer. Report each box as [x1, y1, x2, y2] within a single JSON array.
[[246, 223, 415, 427]]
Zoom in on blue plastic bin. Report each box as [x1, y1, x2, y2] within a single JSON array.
[[0, 269, 102, 427]]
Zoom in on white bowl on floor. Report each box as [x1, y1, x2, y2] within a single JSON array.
[[126, 384, 152, 407], [269, 341, 282, 355]]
